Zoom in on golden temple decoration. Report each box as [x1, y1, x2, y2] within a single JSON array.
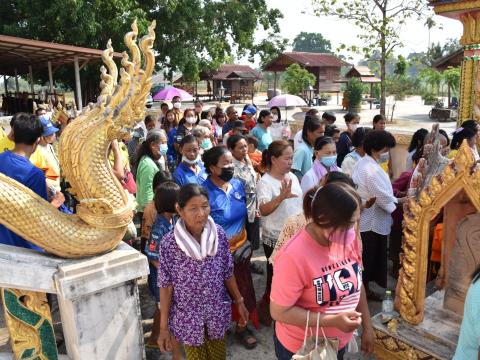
[[460, 12, 480, 45], [0, 20, 156, 258], [374, 328, 434, 360], [432, 0, 480, 15], [398, 141, 480, 325]]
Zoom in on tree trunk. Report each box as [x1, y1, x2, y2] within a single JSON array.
[[380, 42, 386, 116]]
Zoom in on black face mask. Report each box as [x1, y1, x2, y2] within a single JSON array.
[[219, 166, 235, 182]]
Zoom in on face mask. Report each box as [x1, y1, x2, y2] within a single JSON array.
[[159, 143, 168, 156], [320, 155, 337, 168], [219, 166, 235, 182], [186, 116, 196, 125], [200, 138, 212, 150], [329, 226, 356, 246], [379, 152, 389, 163], [348, 124, 358, 132], [272, 114, 279, 122], [182, 155, 198, 165], [173, 102, 182, 109]]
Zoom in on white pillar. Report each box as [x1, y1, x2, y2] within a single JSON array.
[[14, 68, 19, 93], [74, 56, 82, 111], [48, 61, 54, 93], [28, 65, 35, 98]]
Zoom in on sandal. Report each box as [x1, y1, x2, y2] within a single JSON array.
[[235, 328, 257, 350]]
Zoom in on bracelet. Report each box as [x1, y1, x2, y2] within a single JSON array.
[[234, 297, 244, 304]]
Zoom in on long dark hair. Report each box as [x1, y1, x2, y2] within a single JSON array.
[[135, 130, 163, 166], [408, 128, 428, 153], [301, 115, 324, 146], [163, 109, 177, 133], [451, 127, 476, 150]]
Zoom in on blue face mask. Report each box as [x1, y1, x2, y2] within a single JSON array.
[[159, 143, 168, 156], [320, 155, 337, 168], [379, 152, 389, 163], [200, 139, 212, 150]]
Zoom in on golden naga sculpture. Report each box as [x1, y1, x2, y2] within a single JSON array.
[[397, 140, 480, 324], [0, 20, 156, 258]]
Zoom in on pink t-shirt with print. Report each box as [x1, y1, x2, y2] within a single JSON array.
[[271, 228, 363, 353]]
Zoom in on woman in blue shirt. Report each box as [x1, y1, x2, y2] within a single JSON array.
[[202, 146, 259, 350], [250, 110, 273, 152], [173, 135, 207, 186], [292, 115, 325, 180], [163, 109, 178, 172]]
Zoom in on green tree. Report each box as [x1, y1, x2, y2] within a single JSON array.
[[419, 68, 442, 95], [443, 66, 461, 105], [394, 55, 408, 77], [292, 32, 332, 53], [312, 0, 430, 116], [283, 64, 316, 95], [0, 0, 287, 94]]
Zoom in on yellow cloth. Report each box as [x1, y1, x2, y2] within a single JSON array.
[[30, 144, 61, 190], [229, 228, 247, 253], [0, 133, 14, 153], [448, 150, 458, 159], [380, 160, 389, 173]]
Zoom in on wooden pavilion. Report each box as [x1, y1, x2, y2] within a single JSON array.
[[335, 65, 381, 108], [0, 34, 122, 113], [262, 51, 349, 95]]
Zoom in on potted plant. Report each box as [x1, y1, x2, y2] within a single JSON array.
[[346, 78, 364, 113]]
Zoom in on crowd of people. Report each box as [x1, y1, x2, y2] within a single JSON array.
[[1, 96, 480, 360]]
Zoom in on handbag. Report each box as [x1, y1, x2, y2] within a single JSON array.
[[122, 170, 136, 194], [292, 311, 339, 360]]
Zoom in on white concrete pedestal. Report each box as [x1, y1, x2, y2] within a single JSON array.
[[0, 242, 149, 360]]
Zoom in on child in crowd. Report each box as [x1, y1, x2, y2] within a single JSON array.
[[144, 181, 182, 358], [246, 135, 263, 172]]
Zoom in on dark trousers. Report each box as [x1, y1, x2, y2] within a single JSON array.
[[361, 231, 388, 289], [263, 244, 274, 298], [389, 227, 402, 278], [246, 217, 260, 250]]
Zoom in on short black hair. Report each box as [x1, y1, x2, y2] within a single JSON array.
[[257, 109, 271, 124], [202, 145, 229, 174], [194, 100, 203, 106], [227, 134, 246, 150], [12, 112, 43, 145], [178, 184, 209, 208], [344, 112, 359, 124], [144, 115, 155, 125], [152, 170, 173, 192], [373, 114, 386, 124], [351, 127, 372, 148], [363, 130, 396, 155], [461, 119, 478, 132], [313, 136, 335, 151], [324, 125, 340, 137], [160, 103, 169, 109], [154, 181, 180, 213], [246, 135, 258, 149], [179, 134, 199, 148], [322, 111, 336, 123], [35, 108, 45, 116]]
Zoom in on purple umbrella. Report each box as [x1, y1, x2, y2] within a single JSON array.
[[153, 86, 194, 101]]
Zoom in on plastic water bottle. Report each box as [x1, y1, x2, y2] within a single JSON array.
[[382, 290, 394, 316]]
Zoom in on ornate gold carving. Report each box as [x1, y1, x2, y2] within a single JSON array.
[[393, 134, 412, 146], [374, 328, 435, 360], [397, 141, 480, 324], [0, 21, 156, 258], [433, 1, 480, 16], [459, 12, 480, 45], [459, 58, 474, 124]]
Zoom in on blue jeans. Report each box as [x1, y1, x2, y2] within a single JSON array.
[[148, 263, 160, 303], [273, 332, 346, 360]]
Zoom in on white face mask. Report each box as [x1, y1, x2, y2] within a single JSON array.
[[348, 124, 358, 132], [272, 114, 279, 122], [186, 116, 196, 125], [173, 102, 182, 109]]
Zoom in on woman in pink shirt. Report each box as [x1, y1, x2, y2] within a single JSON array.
[[270, 182, 374, 360]]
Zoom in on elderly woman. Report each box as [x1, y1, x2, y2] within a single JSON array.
[[192, 125, 213, 153], [202, 146, 259, 349], [157, 184, 249, 360]]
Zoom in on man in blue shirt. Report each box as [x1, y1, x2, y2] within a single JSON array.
[[0, 113, 48, 250]]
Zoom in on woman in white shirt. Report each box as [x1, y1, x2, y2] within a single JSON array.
[[342, 127, 372, 176], [256, 140, 303, 325], [352, 130, 399, 299], [300, 136, 341, 193]]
